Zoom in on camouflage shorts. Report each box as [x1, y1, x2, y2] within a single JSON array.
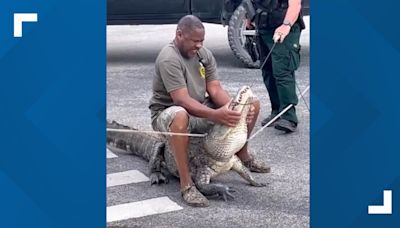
[[152, 106, 215, 134]]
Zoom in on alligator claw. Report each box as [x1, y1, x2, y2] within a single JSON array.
[[250, 181, 267, 187], [205, 193, 220, 200], [150, 172, 169, 185], [204, 184, 235, 201], [222, 188, 235, 201]]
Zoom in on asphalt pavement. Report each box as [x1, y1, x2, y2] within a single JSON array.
[[107, 16, 310, 228]]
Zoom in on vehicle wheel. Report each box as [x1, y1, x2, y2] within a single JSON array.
[[228, 5, 260, 68]]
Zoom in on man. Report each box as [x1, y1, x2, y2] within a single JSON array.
[[149, 15, 269, 207], [253, 0, 305, 132]]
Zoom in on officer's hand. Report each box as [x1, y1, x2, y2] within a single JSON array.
[[273, 24, 291, 43], [210, 99, 241, 127], [245, 19, 255, 29], [246, 104, 256, 124]]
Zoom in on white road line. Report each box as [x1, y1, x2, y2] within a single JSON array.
[[107, 197, 183, 223], [107, 170, 149, 187], [107, 148, 118, 158]]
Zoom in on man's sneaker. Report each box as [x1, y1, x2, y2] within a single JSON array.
[[181, 184, 209, 207], [243, 157, 271, 173], [274, 118, 297, 133], [261, 114, 278, 127]]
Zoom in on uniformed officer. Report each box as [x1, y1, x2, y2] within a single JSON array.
[[252, 0, 305, 132]]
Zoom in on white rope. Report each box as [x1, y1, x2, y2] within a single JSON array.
[[106, 128, 207, 137], [247, 85, 310, 142], [107, 85, 309, 140]]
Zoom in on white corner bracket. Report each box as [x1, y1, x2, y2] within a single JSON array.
[[14, 13, 38, 38], [368, 190, 392, 215]]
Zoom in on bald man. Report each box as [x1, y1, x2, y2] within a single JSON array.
[[149, 15, 270, 207]]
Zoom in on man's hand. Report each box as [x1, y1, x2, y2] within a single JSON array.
[[273, 24, 291, 43], [210, 99, 241, 127], [273, 0, 302, 43], [246, 104, 256, 124], [246, 19, 255, 30]]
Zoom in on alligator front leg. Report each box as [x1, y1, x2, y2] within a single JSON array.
[[231, 156, 267, 187], [194, 167, 235, 201]]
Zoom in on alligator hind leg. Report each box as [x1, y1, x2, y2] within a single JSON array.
[[195, 168, 235, 201], [231, 156, 267, 187], [147, 141, 169, 185], [149, 156, 169, 185], [106, 120, 169, 185]]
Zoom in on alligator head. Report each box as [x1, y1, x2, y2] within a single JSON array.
[[229, 85, 255, 122]]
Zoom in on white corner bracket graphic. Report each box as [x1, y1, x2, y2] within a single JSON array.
[[14, 13, 38, 38], [368, 190, 392, 215]]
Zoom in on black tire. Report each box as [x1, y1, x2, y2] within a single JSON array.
[[228, 5, 260, 68]]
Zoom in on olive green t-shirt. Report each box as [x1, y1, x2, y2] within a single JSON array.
[[149, 42, 218, 121]]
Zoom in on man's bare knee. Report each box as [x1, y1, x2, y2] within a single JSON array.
[[170, 111, 189, 132]]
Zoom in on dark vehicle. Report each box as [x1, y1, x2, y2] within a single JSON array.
[[107, 0, 309, 68]]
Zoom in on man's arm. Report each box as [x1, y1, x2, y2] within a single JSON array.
[[170, 88, 216, 119], [284, 0, 302, 26], [206, 80, 231, 108], [170, 87, 240, 127], [273, 0, 302, 43]]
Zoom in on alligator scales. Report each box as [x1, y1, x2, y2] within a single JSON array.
[[107, 86, 266, 201]]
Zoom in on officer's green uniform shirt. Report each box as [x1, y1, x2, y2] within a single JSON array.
[[149, 42, 218, 122]]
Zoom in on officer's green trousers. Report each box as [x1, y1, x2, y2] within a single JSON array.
[[259, 24, 302, 124]]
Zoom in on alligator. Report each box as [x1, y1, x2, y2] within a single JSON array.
[[107, 86, 266, 201]]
